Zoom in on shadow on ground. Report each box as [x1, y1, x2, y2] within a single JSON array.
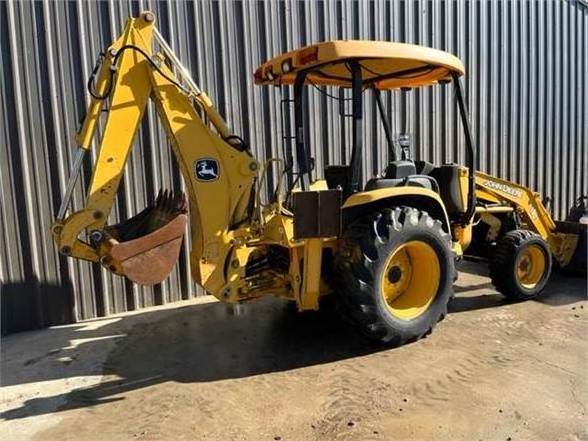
[[455, 259, 587, 309], [1, 262, 585, 421]]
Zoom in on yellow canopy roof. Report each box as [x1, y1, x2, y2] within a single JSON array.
[[254, 40, 465, 89]]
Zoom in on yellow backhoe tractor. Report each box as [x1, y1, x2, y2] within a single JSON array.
[[52, 12, 586, 345]]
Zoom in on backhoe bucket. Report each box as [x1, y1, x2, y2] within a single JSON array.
[[104, 190, 188, 285]]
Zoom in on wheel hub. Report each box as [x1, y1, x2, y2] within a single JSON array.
[[387, 265, 402, 284], [516, 244, 546, 289], [380, 241, 440, 320]]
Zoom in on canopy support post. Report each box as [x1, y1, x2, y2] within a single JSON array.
[[453, 73, 477, 224], [294, 71, 311, 191], [373, 87, 396, 162], [348, 61, 363, 193]]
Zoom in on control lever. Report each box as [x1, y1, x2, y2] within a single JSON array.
[[398, 134, 412, 160]]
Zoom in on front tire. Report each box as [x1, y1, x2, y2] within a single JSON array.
[[490, 230, 552, 300], [334, 207, 455, 346]]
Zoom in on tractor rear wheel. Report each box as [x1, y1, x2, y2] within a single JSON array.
[[490, 230, 552, 300], [334, 207, 455, 346]]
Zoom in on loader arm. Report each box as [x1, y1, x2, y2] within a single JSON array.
[[474, 171, 556, 237], [52, 13, 258, 293], [474, 171, 579, 266]]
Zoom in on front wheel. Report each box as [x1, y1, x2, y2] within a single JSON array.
[[334, 207, 455, 346], [490, 230, 552, 300]]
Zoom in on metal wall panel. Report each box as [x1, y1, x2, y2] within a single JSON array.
[[1, 0, 586, 328]]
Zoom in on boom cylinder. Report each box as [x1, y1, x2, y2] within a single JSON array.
[[56, 148, 86, 220]]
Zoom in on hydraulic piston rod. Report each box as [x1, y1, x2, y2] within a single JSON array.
[[56, 148, 86, 220]]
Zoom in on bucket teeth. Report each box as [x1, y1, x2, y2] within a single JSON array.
[[104, 189, 187, 242], [154, 189, 187, 215]]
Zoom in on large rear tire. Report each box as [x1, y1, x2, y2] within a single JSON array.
[[334, 207, 455, 346], [490, 230, 552, 300]]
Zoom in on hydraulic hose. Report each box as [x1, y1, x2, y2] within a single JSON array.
[[87, 44, 190, 100]]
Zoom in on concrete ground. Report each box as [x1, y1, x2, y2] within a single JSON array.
[[1, 261, 586, 441]]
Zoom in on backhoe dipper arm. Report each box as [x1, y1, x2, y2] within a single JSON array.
[[52, 12, 258, 294], [52, 15, 153, 263]]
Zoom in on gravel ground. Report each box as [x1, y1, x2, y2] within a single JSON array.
[[1, 261, 586, 441]]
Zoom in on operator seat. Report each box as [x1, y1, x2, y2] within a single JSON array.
[[364, 160, 438, 192], [415, 160, 467, 215]]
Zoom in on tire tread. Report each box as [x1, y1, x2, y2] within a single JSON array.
[[334, 207, 454, 345], [489, 229, 552, 300]]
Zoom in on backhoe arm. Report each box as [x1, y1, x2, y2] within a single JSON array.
[[51, 15, 153, 263], [52, 12, 257, 292]]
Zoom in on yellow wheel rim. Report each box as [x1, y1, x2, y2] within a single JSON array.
[[380, 241, 440, 320], [515, 244, 546, 289]]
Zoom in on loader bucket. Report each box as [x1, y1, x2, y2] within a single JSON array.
[[104, 190, 188, 285], [554, 222, 587, 275], [555, 196, 588, 275]]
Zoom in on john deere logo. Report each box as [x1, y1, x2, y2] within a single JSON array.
[[194, 159, 219, 181], [482, 180, 523, 198]]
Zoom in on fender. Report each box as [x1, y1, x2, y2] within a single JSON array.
[[342, 187, 452, 234]]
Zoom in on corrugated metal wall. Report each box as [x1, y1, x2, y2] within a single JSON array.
[[1, 0, 587, 330]]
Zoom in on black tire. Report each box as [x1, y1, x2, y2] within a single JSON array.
[[334, 207, 455, 346], [490, 230, 552, 300]]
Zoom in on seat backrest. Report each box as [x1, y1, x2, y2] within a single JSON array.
[[414, 160, 436, 176], [429, 164, 467, 215], [384, 160, 417, 179]]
